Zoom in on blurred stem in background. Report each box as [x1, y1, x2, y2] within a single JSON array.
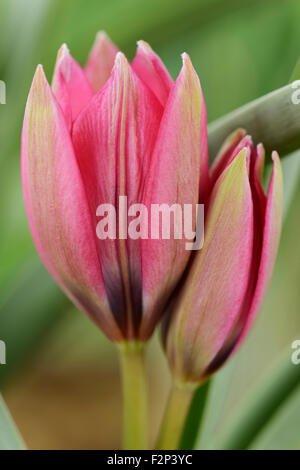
[[118, 342, 148, 450]]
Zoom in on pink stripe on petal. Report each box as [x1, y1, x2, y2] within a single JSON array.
[[85, 31, 119, 93], [132, 40, 173, 106], [21, 65, 121, 341], [253, 144, 267, 218], [52, 44, 93, 128]]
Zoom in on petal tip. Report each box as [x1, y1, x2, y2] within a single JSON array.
[[256, 143, 266, 165], [114, 51, 129, 71], [181, 52, 191, 66], [56, 43, 70, 61], [89, 30, 118, 56], [181, 52, 196, 72], [180, 52, 199, 84], [271, 151, 283, 187], [271, 150, 280, 163], [95, 30, 108, 40], [27, 64, 49, 107], [26, 63, 58, 122], [271, 151, 282, 178], [257, 142, 265, 154], [35, 63, 45, 77], [235, 128, 247, 137], [32, 64, 48, 90], [85, 31, 119, 93], [136, 39, 151, 52], [95, 30, 113, 45]]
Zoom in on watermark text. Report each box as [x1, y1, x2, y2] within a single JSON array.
[[0, 80, 6, 104], [96, 197, 204, 251], [0, 340, 6, 365]]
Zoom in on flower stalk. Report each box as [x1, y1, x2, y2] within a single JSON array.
[[118, 342, 148, 450], [156, 384, 195, 450]]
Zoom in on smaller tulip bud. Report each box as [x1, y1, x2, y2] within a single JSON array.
[[162, 133, 283, 387]]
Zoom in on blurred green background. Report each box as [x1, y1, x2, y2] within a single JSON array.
[[0, 0, 300, 449]]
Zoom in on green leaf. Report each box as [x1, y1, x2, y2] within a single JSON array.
[[249, 383, 300, 450], [215, 347, 300, 449], [208, 83, 300, 162], [194, 357, 238, 449], [0, 395, 25, 450]]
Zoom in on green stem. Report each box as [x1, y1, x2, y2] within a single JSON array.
[[156, 384, 195, 450], [179, 379, 211, 449], [118, 342, 148, 450]]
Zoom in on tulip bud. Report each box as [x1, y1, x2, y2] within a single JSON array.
[[162, 133, 283, 385]]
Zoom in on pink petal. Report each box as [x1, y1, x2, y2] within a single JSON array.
[[140, 54, 210, 339], [210, 129, 250, 187], [21, 65, 121, 341], [85, 31, 119, 93], [132, 40, 173, 106], [163, 148, 254, 383], [205, 144, 267, 374], [253, 143, 267, 219], [233, 151, 283, 350], [52, 44, 93, 128], [72, 53, 163, 339]]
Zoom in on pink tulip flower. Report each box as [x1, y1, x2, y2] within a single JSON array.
[[162, 129, 283, 385], [21, 33, 209, 342], [21, 32, 282, 362]]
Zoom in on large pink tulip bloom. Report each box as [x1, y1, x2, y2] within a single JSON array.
[[21, 33, 209, 342], [21, 32, 282, 363], [162, 130, 283, 385]]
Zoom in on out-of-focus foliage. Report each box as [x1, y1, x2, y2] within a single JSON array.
[[0, 394, 25, 449], [250, 383, 300, 450], [0, 0, 300, 449]]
